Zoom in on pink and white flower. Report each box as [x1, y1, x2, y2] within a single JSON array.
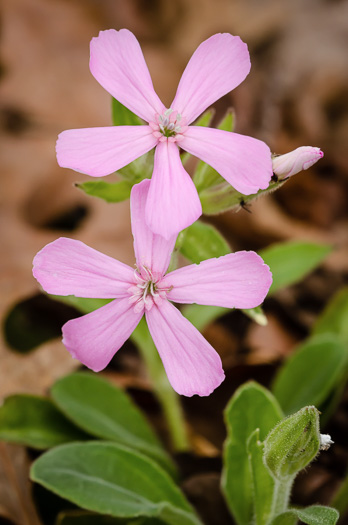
[[272, 147, 324, 180], [56, 29, 272, 239], [33, 180, 272, 397]]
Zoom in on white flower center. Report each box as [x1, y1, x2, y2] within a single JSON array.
[[128, 266, 172, 313], [150, 108, 188, 143]]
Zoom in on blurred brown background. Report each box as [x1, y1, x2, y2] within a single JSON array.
[[1, 0, 348, 397]]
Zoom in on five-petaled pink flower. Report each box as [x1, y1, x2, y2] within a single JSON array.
[[56, 29, 273, 239], [33, 180, 272, 397]]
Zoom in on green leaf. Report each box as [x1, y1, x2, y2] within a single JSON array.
[[111, 98, 144, 127], [57, 510, 164, 524], [264, 406, 320, 482], [176, 220, 230, 264], [0, 395, 88, 449], [259, 242, 332, 294], [51, 373, 175, 476], [193, 109, 235, 192], [272, 334, 348, 415], [271, 506, 339, 525], [312, 287, 348, 344], [182, 304, 228, 331], [247, 429, 275, 525], [76, 180, 132, 203], [222, 381, 283, 525], [31, 442, 202, 525]]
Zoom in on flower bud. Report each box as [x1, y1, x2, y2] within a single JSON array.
[[263, 406, 320, 481], [272, 147, 323, 180]]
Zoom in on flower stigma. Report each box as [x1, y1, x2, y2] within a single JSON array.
[[128, 266, 172, 313], [150, 108, 188, 143]]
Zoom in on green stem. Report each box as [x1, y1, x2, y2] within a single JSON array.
[[131, 318, 190, 452], [270, 477, 294, 522]]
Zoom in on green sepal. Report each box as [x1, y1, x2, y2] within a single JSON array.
[[263, 406, 320, 482]]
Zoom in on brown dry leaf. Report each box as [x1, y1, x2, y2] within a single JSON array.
[[0, 443, 42, 525]]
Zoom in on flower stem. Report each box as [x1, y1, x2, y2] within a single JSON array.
[[131, 318, 190, 452]]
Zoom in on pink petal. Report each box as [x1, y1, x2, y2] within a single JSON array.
[[56, 126, 157, 177], [163, 251, 272, 309], [62, 298, 143, 372], [146, 142, 202, 239], [171, 33, 251, 125], [90, 29, 164, 122], [180, 126, 272, 194], [272, 146, 324, 179], [131, 180, 176, 279], [146, 300, 225, 396], [33, 237, 134, 298]]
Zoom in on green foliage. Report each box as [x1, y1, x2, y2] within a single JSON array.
[[31, 442, 202, 525], [57, 511, 164, 524], [0, 395, 88, 449], [76, 180, 132, 203], [259, 241, 332, 294], [271, 506, 339, 525], [312, 286, 348, 344], [247, 429, 275, 525], [272, 334, 348, 415], [51, 373, 175, 475], [181, 304, 228, 331], [111, 98, 144, 127], [222, 381, 283, 525], [177, 220, 230, 264], [263, 406, 320, 481]]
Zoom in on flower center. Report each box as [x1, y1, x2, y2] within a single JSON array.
[[128, 266, 172, 313], [150, 108, 188, 143]]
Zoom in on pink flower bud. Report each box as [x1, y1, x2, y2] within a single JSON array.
[[272, 146, 323, 180]]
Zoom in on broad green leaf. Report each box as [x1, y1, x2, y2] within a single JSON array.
[[57, 510, 163, 524], [182, 304, 228, 331], [264, 406, 320, 481], [259, 242, 332, 294], [31, 442, 202, 525], [176, 220, 230, 264], [271, 506, 339, 525], [247, 429, 275, 525], [51, 373, 175, 475], [0, 395, 87, 449], [76, 180, 132, 203], [111, 98, 144, 127], [272, 334, 348, 415], [312, 287, 348, 344], [181, 109, 215, 166], [194, 110, 235, 192], [222, 382, 283, 525]]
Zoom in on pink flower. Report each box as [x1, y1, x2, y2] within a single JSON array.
[[33, 180, 272, 397], [56, 29, 272, 239], [272, 146, 324, 180]]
